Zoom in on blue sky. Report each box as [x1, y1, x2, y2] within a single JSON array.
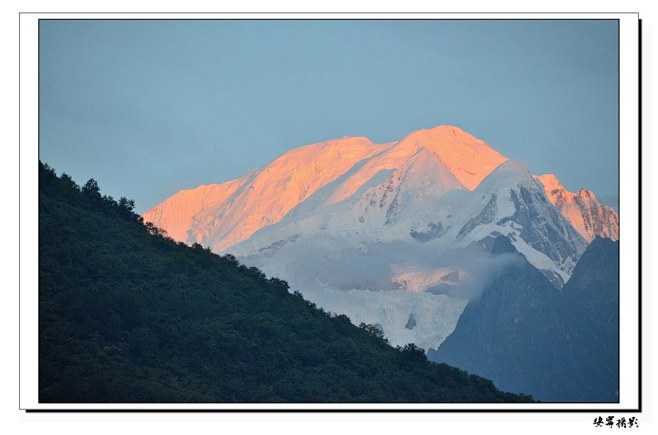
[[39, 19, 619, 213]]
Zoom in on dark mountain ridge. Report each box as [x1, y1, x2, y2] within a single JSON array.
[[428, 235, 619, 402], [38, 161, 532, 403]]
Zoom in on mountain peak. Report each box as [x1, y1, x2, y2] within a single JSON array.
[[476, 159, 533, 191], [492, 159, 531, 174], [535, 174, 618, 242], [410, 124, 473, 137], [577, 187, 597, 200], [401, 124, 486, 146], [396, 125, 508, 190]]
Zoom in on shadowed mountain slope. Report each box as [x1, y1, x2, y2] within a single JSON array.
[[428, 236, 619, 402]]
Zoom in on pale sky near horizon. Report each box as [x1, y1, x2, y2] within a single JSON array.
[[38, 19, 619, 213]]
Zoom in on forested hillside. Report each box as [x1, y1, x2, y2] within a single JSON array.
[[39, 162, 532, 403]]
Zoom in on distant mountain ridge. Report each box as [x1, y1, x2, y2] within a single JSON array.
[[428, 236, 619, 402]]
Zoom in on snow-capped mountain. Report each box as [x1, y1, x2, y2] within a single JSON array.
[[144, 124, 618, 349], [144, 126, 507, 251]]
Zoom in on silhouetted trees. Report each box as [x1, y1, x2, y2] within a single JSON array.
[[82, 178, 100, 196]]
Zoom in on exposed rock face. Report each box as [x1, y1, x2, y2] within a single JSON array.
[[535, 173, 619, 242]]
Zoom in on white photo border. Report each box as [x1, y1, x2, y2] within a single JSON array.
[[19, 11, 641, 412]]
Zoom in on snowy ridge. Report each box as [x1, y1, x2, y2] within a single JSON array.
[[145, 136, 388, 250], [142, 178, 245, 243], [144, 124, 508, 252], [535, 174, 619, 242]]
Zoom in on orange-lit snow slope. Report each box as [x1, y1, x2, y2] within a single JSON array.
[[143, 125, 508, 251], [535, 174, 619, 242], [145, 136, 389, 250]]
